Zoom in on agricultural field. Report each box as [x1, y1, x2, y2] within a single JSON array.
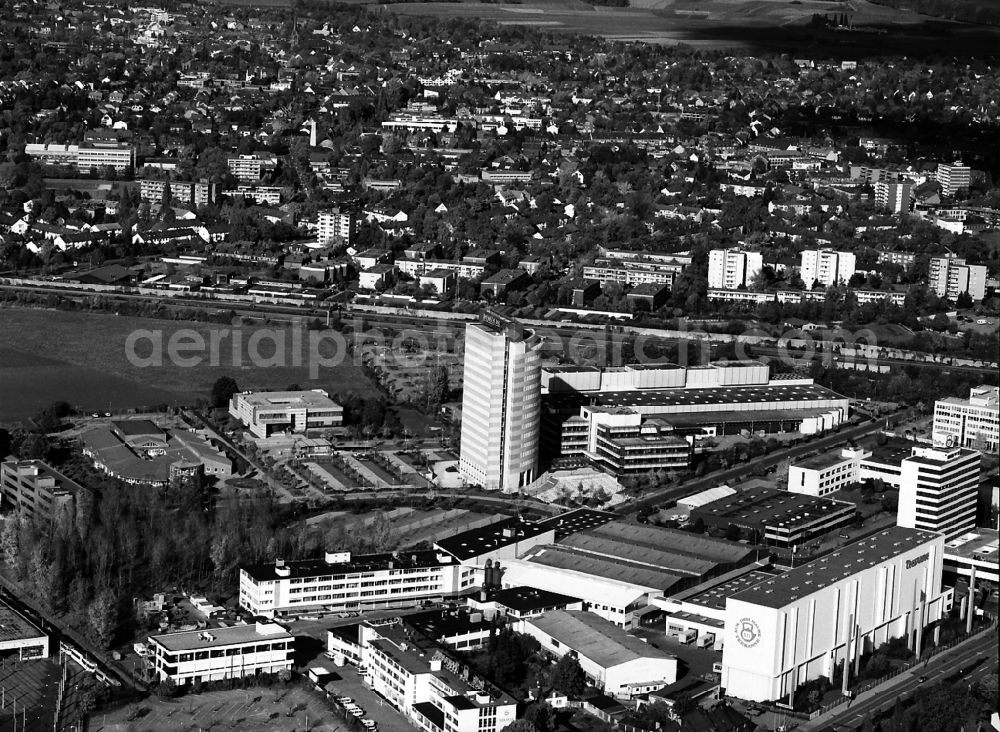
[[0, 307, 375, 423]]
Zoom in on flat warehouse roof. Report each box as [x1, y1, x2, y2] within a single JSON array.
[[693, 487, 856, 529], [527, 610, 675, 669], [435, 517, 553, 561], [545, 383, 846, 411], [581, 522, 755, 565], [731, 526, 940, 608], [487, 586, 583, 612], [523, 546, 685, 592], [536, 508, 616, 538], [242, 549, 455, 582], [151, 624, 292, 652], [237, 390, 339, 408], [0, 602, 46, 644]]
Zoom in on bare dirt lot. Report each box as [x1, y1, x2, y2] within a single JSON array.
[[94, 685, 343, 732]]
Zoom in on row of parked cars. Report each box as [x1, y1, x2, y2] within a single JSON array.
[[335, 696, 378, 732]]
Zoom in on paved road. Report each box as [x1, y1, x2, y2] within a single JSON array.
[[803, 625, 999, 731]]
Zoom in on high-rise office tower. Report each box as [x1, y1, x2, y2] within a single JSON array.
[[896, 446, 980, 541], [459, 313, 542, 492]]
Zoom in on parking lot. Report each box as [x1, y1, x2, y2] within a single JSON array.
[[316, 664, 415, 732]]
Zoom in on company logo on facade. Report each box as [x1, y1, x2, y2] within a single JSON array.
[[735, 618, 761, 648], [906, 553, 929, 569]]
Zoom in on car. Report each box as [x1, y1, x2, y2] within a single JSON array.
[[349, 709, 365, 718], [917, 675, 929, 683], [337, 697, 353, 704]]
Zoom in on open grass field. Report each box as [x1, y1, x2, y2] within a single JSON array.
[[0, 307, 375, 424]]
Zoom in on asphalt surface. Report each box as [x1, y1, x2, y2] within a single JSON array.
[[805, 626, 999, 731]]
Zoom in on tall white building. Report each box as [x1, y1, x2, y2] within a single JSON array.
[[317, 209, 355, 244], [933, 386, 999, 453], [874, 181, 912, 214], [708, 248, 763, 290], [928, 254, 987, 302], [890, 446, 980, 541], [800, 249, 856, 289], [459, 314, 542, 492], [722, 527, 950, 702], [937, 161, 971, 196]]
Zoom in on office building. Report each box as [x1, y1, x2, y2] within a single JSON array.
[[933, 386, 999, 452], [874, 181, 913, 214], [77, 141, 135, 172], [721, 527, 950, 702], [459, 313, 542, 492], [942, 530, 999, 585], [800, 249, 856, 289], [0, 459, 88, 525], [0, 600, 49, 661], [360, 622, 518, 732], [238, 550, 476, 618], [787, 447, 871, 497], [928, 254, 988, 301], [81, 421, 232, 487], [559, 407, 691, 476], [518, 610, 678, 699], [708, 248, 763, 290], [317, 209, 355, 244], [937, 161, 971, 196], [543, 362, 849, 443], [229, 389, 343, 439], [145, 622, 294, 685], [892, 446, 980, 541], [689, 484, 857, 548]]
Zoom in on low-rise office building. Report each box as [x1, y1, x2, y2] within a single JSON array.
[[933, 386, 998, 453], [788, 447, 870, 497], [361, 622, 518, 732], [560, 407, 691, 476], [146, 622, 293, 685], [943, 529, 999, 585], [722, 527, 950, 702], [238, 550, 476, 618], [229, 389, 343, 439], [467, 586, 585, 622], [519, 610, 678, 699]]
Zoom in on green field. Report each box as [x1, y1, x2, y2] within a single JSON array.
[[0, 307, 375, 423]]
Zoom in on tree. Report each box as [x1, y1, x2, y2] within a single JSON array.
[[210, 376, 240, 408], [550, 654, 586, 697], [501, 721, 538, 732], [523, 703, 554, 732], [671, 693, 696, 717], [87, 587, 118, 651]]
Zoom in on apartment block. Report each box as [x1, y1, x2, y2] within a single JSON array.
[[227, 154, 276, 183], [77, 141, 135, 172], [139, 178, 217, 207], [874, 181, 912, 214], [928, 254, 987, 301], [800, 249, 856, 289], [933, 386, 999, 452], [707, 248, 763, 290], [317, 209, 356, 244], [0, 459, 87, 524]]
